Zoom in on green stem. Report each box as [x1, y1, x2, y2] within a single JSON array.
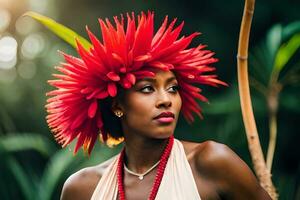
[[266, 102, 277, 171], [266, 80, 281, 172]]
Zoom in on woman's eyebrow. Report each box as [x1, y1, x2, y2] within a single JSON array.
[[166, 76, 177, 83], [138, 76, 177, 83]]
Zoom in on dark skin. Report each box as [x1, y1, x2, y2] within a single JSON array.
[[61, 70, 271, 200]]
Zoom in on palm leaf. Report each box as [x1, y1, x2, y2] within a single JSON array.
[[0, 133, 56, 157], [37, 148, 84, 200], [37, 142, 120, 200], [0, 106, 16, 133], [23, 11, 92, 51], [265, 24, 282, 69], [5, 157, 34, 200], [274, 33, 300, 73], [282, 21, 300, 40]]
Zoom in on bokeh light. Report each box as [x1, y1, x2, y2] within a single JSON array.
[[17, 61, 37, 79], [15, 16, 37, 35], [0, 35, 18, 69], [29, 0, 48, 13], [21, 32, 46, 59], [0, 8, 10, 32], [0, 66, 17, 83]]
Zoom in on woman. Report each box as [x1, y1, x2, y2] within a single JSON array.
[[46, 11, 271, 199]]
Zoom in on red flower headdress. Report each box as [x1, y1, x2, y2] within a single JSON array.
[[46, 11, 226, 154]]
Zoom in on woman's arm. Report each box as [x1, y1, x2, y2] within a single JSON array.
[[60, 166, 102, 200], [194, 141, 272, 200]]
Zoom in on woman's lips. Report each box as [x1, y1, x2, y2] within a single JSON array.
[[155, 117, 174, 123], [153, 112, 175, 123]]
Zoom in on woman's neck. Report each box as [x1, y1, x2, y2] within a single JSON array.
[[123, 134, 170, 174]]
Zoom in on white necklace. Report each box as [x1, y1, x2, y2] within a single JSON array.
[[124, 161, 160, 180]]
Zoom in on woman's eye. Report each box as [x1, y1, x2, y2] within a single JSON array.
[[168, 85, 180, 93], [140, 85, 154, 93]]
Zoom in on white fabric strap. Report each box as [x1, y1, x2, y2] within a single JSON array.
[[91, 156, 118, 200], [91, 139, 201, 200], [155, 140, 201, 199]]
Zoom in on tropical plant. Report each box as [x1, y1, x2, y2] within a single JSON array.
[[0, 133, 120, 200], [236, 0, 300, 197], [250, 20, 300, 171]]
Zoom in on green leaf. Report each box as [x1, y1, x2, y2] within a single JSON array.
[[23, 11, 92, 51], [0, 106, 17, 133], [37, 148, 83, 200], [5, 157, 34, 200], [265, 24, 282, 67], [249, 24, 283, 85], [282, 21, 300, 40], [37, 143, 119, 200], [274, 33, 300, 73], [0, 133, 56, 157], [203, 94, 240, 114]]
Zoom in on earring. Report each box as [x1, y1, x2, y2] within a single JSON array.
[[114, 110, 123, 118]]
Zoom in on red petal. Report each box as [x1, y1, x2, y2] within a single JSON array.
[[74, 133, 85, 154], [152, 15, 168, 47], [134, 54, 151, 62], [95, 90, 109, 99], [132, 12, 153, 56], [107, 71, 120, 81], [125, 12, 136, 49], [133, 70, 155, 79], [151, 18, 177, 51], [112, 53, 125, 65], [120, 78, 132, 89], [81, 87, 94, 94], [125, 73, 136, 85], [148, 61, 170, 71], [86, 26, 111, 67], [70, 112, 87, 130], [87, 134, 98, 155], [107, 82, 117, 97], [120, 66, 126, 73], [88, 100, 98, 118]]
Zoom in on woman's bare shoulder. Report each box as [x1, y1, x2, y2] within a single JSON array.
[[60, 156, 116, 200], [180, 139, 271, 199], [181, 139, 256, 183], [180, 139, 232, 173]]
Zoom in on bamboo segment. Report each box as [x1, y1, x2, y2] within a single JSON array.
[[237, 0, 278, 199]]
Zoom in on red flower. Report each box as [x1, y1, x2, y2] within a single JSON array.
[[46, 11, 227, 154]]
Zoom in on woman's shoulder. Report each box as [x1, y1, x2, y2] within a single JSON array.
[[179, 139, 271, 199], [180, 139, 234, 175], [180, 139, 252, 182], [60, 156, 116, 200]]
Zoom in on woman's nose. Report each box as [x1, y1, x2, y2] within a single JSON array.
[[155, 91, 172, 108]]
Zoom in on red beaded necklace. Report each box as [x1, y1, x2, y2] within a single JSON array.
[[117, 135, 174, 200]]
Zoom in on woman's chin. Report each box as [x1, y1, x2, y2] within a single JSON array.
[[151, 129, 174, 139]]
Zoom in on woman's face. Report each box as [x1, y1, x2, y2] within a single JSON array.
[[117, 70, 182, 139]]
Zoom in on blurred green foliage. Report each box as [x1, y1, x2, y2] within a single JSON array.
[[0, 133, 121, 200], [0, 0, 299, 199]]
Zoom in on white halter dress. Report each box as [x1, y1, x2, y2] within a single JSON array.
[[91, 139, 201, 200]]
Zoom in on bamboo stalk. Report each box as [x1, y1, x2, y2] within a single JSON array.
[[237, 0, 278, 199]]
